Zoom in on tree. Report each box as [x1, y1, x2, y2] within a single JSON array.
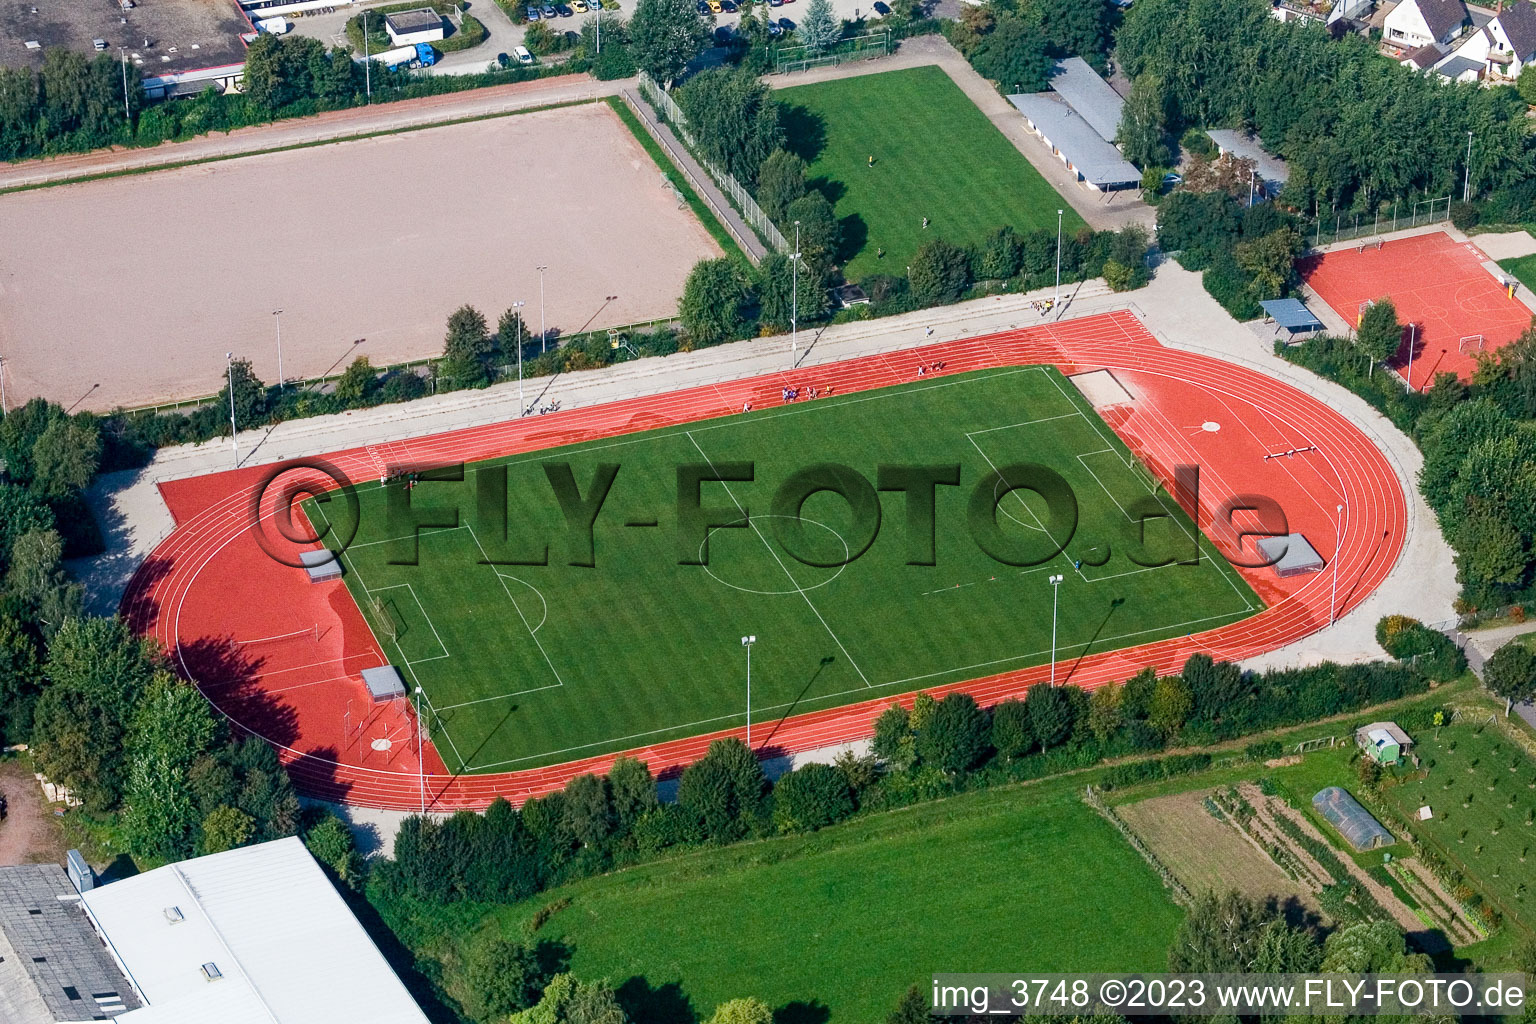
[[1485, 641, 1536, 716], [1086, 681, 1123, 744], [303, 812, 360, 882], [1024, 0, 1108, 57], [217, 357, 267, 433], [908, 237, 972, 306], [783, 191, 841, 274], [680, 258, 748, 347], [1454, 507, 1527, 600], [916, 692, 990, 773], [0, 482, 54, 576], [629, 0, 709, 88], [461, 932, 546, 1020], [608, 756, 658, 836], [1025, 683, 1074, 751], [1169, 890, 1283, 972], [4, 528, 82, 637], [677, 738, 767, 840], [757, 149, 808, 223], [28, 415, 101, 500], [799, 0, 840, 54], [0, 616, 41, 746], [679, 68, 783, 185], [1520, 64, 1536, 107], [333, 356, 376, 405], [202, 805, 256, 854], [241, 34, 322, 113], [1181, 653, 1245, 725], [1320, 920, 1431, 973], [499, 305, 531, 356], [887, 985, 930, 1024], [754, 252, 796, 332], [1356, 297, 1402, 377], [562, 772, 615, 849], [442, 304, 493, 387], [990, 698, 1034, 759], [1233, 227, 1301, 299], [872, 703, 916, 770], [122, 673, 221, 861], [509, 973, 629, 1024], [968, 14, 1052, 94], [706, 998, 774, 1024], [1106, 225, 1150, 290], [1147, 674, 1192, 740], [772, 761, 854, 832], [1116, 73, 1171, 169]]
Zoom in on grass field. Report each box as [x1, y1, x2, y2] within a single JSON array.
[[1498, 254, 1536, 294], [776, 66, 1086, 281], [1378, 718, 1536, 932], [381, 779, 1184, 1022], [315, 366, 1260, 773]]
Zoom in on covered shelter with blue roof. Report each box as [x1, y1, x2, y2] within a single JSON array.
[[1260, 298, 1325, 339]]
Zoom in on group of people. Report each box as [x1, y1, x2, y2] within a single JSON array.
[[1031, 298, 1057, 316], [524, 400, 562, 416], [915, 360, 946, 377], [781, 384, 829, 402]]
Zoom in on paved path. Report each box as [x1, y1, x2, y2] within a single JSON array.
[[0, 71, 624, 192], [1466, 228, 1536, 262], [619, 88, 768, 260], [766, 35, 1157, 234]]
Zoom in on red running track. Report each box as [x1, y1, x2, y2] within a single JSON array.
[[1299, 231, 1529, 391], [120, 311, 1406, 810]]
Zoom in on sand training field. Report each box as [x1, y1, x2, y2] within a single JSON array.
[[0, 102, 722, 411]]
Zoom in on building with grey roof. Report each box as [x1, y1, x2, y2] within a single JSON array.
[[1007, 58, 1140, 192], [0, 864, 137, 1024], [1205, 129, 1290, 197]]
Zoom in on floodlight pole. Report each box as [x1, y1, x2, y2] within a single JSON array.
[[415, 685, 426, 814], [537, 265, 548, 353], [741, 635, 755, 746], [0, 355, 7, 417], [513, 299, 526, 414], [1404, 323, 1418, 392], [1049, 574, 1063, 686], [790, 221, 801, 369], [596, 4, 602, 53], [273, 308, 285, 390], [226, 352, 239, 468], [1464, 131, 1474, 203], [1330, 503, 1345, 625], [364, 10, 372, 103], [119, 48, 130, 123], [1053, 209, 1063, 305]]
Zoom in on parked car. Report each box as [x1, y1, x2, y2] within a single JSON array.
[[722, 0, 737, 10], [526, 4, 541, 17], [541, 4, 557, 16], [767, 18, 782, 32], [768, 0, 783, 8], [872, 1, 890, 12], [1162, 172, 1183, 186], [556, 4, 574, 15], [778, 16, 794, 29], [572, 0, 589, 11], [707, 0, 721, 11], [514, 44, 535, 63], [497, 51, 512, 67], [714, 24, 732, 42], [697, 0, 710, 11]]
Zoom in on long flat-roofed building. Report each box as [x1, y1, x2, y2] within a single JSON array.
[[1008, 57, 1141, 191]]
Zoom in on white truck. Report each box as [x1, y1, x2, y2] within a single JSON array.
[[357, 43, 438, 71], [256, 17, 292, 34]]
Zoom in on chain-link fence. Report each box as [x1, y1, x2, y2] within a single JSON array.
[[775, 29, 892, 74], [637, 72, 789, 254], [1302, 195, 1453, 248]]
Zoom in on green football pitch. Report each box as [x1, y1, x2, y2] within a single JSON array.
[[314, 367, 1260, 773], [777, 65, 1087, 282]]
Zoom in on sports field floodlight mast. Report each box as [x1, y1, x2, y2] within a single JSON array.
[[790, 221, 802, 369], [1330, 503, 1346, 624], [0, 354, 7, 416], [1464, 131, 1474, 204], [415, 685, 426, 814], [363, 10, 371, 102], [536, 265, 548, 353], [1053, 209, 1063, 306], [513, 299, 526, 414], [273, 308, 284, 390], [226, 352, 239, 468], [741, 635, 756, 747], [1049, 574, 1064, 685]]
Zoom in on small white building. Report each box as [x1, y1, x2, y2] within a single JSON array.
[[384, 8, 445, 46], [1383, 0, 1470, 50], [79, 837, 430, 1024]]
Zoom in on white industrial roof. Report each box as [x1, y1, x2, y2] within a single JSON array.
[[1007, 94, 1142, 188], [1046, 57, 1125, 143], [81, 837, 429, 1024]]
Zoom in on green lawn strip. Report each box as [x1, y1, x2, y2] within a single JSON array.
[[376, 775, 1183, 1022], [606, 95, 747, 264], [0, 96, 597, 197], [1497, 254, 1536, 293], [776, 66, 1087, 282], [319, 367, 1258, 771]]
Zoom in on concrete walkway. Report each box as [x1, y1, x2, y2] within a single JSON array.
[[0, 72, 625, 192], [767, 35, 1156, 234]]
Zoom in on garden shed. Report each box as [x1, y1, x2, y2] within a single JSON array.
[[1312, 786, 1395, 850]]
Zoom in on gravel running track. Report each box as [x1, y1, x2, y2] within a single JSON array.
[[120, 310, 1407, 810]]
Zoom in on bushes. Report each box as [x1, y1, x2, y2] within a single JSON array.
[[1375, 615, 1466, 681], [771, 762, 855, 833], [1100, 752, 1212, 790]]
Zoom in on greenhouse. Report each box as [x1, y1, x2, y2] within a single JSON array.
[[1312, 786, 1395, 850]]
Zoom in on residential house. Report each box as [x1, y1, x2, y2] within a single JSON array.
[[1445, 0, 1536, 83], [1383, 0, 1471, 49]]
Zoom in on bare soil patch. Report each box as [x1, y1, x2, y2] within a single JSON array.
[[0, 758, 66, 867], [0, 102, 721, 411]]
